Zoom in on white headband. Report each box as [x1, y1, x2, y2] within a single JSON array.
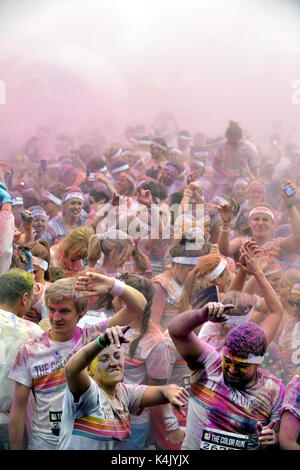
[[121, 150, 133, 157], [194, 151, 209, 157], [172, 256, 200, 265], [192, 160, 205, 168], [233, 178, 249, 188], [11, 197, 24, 206], [225, 307, 254, 325], [205, 258, 227, 281], [170, 148, 182, 156], [151, 141, 166, 151], [98, 166, 107, 172], [32, 256, 48, 271], [224, 351, 265, 365], [42, 191, 62, 206], [265, 268, 281, 277], [140, 139, 151, 145], [249, 207, 274, 222], [31, 208, 47, 218], [110, 148, 122, 160], [178, 134, 191, 140], [111, 164, 129, 174], [63, 192, 84, 202]]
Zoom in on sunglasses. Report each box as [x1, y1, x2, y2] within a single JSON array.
[[288, 300, 300, 309]]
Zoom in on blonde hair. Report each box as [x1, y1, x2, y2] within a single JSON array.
[[44, 278, 88, 314], [88, 230, 134, 267], [62, 226, 94, 260]]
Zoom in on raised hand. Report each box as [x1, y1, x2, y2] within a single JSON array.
[[218, 202, 234, 224], [257, 420, 277, 446], [162, 384, 190, 414], [137, 187, 152, 208], [0, 182, 11, 204], [205, 302, 234, 323], [99, 325, 130, 348], [281, 179, 296, 205], [75, 271, 114, 297]]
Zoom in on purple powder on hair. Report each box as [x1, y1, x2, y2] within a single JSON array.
[[225, 322, 267, 360]]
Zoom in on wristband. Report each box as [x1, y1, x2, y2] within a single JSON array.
[[220, 227, 231, 232], [108, 278, 126, 296], [96, 336, 105, 349], [184, 190, 193, 197], [287, 201, 296, 208]]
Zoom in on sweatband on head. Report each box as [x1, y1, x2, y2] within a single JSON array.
[[193, 151, 209, 157], [164, 164, 180, 175], [151, 141, 166, 151], [178, 134, 191, 141], [249, 207, 274, 222], [225, 307, 254, 325], [169, 148, 182, 156], [32, 256, 49, 271], [223, 347, 265, 365], [11, 197, 24, 206], [119, 172, 136, 188], [31, 208, 47, 218], [205, 258, 227, 281], [41, 191, 62, 206], [98, 166, 107, 172], [233, 178, 249, 188], [110, 148, 122, 160], [111, 164, 130, 174], [63, 192, 84, 202], [172, 257, 200, 265]]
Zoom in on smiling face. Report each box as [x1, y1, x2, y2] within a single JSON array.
[[89, 345, 124, 388], [33, 215, 47, 236], [233, 184, 248, 203], [222, 354, 258, 389], [63, 198, 83, 219], [248, 185, 264, 205], [249, 213, 273, 239]]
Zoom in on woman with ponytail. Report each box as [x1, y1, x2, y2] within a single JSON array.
[[115, 274, 177, 450], [151, 229, 206, 331], [88, 230, 152, 279]]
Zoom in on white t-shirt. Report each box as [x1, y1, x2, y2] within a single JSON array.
[[182, 342, 286, 450], [58, 378, 147, 450], [9, 320, 110, 449], [0, 308, 43, 424]]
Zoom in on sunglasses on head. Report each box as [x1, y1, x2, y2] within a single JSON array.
[[288, 299, 300, 309]]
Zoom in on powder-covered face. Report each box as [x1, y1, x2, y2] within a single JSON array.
[[63, 198, 83, 218], [90, 345, 124, 387], [48, 299, 81, 337], [233, 184, 248, 203], [248, 186, 264, 204], [249, 213, 273, 238], [222, 354, 258, 389]]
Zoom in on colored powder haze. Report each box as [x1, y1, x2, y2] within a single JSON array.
[[0, 0, 300, 148]]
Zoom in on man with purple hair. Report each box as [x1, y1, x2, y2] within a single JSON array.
[[168, 302, 286, 450]]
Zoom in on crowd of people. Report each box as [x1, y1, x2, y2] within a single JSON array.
[[0, 116, 299, 451]]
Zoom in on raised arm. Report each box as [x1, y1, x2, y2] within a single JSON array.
[[65, 326, 130, 400], [239, 246, 283, 344], [168, 302, 232, 368], [217, 202, 242, 257], [75, 272, 146, 327], [0, 183, 15, 275], [279, 180, 300, 253]]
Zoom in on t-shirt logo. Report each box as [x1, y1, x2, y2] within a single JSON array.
[[49, 411, 62, 436]]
